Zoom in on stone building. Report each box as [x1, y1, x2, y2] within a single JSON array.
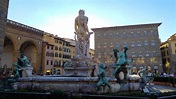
[[42, 34, 72, 75], [0, 0, 9, 67], [160, 33, 176, 74], [42, 33, 55, 74], [92, 23, 162, 73]]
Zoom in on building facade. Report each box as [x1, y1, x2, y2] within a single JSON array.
[[2, 19, 44, 74], [42, 34, 72, 75], [42, 33, 55, 74], [160, 33, 176, 74], [92, 23, 162, 73]]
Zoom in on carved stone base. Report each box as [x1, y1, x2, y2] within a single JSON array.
[[22, 66, 33, 77], [63, 57, 96, 77], [63, 66, 95, 77]]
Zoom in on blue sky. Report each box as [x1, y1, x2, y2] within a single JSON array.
[[8, 0, 176, 49]]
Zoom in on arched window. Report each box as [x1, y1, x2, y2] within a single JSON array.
[[55, 52, 58, 57], [59, 47, 62, 51], [55, 46, 58, 50]]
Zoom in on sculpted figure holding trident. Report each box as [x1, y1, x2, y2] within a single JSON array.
[[74, 9, 93, 58]]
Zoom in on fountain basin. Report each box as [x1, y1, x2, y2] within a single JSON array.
[[15, 76, 119, 93]]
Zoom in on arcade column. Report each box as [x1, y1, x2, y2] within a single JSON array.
[[0, 0, 9, 66]]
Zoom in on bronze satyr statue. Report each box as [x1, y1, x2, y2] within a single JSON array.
[[97, 63, 112, 93]]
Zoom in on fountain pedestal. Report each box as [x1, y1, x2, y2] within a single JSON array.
[[63, 57, 95, 77]]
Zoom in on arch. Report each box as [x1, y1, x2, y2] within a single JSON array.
[[2, 36, 15, 68], [20, 40, 39, 53], [19, 41, 38, 72], [4, 34, 16, 50]]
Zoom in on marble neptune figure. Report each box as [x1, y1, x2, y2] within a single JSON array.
[[74, 9, 93, 58]]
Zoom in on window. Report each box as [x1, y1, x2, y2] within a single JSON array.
[[136, 31, 140, 37], [150, 30, 154, 36], [131, 41, 135, 47], [46, 52, 50, 56], [123, 32, 127, 38], [55, 52, 58, 57], [138, 41, 141, 46], [130, 32, 134, 37], [55, 46, 58, 50], [59, 53, 62, 57], [55, 40, 58, 43], [51, 52, 54, 57], [123, 42, 127, 47], [151, 40, 155, 46], [144, 41, 148, 46], [51, 60, 53, 65], [146, 51, 149, 57], [166, 51, 169, 55], [153, 51, 156, 56], [59, 47, 62, 51], [46, 60, 49, 65], [144, 31, 147, 36], [58, 60, 61, 66], [139, 52, 142, 57], [132, 52, 135, 57], [47, 46, 49, 49], [54, 60, 58, 66], [116, 43, 119, 48], [116, 33, 119, 38]]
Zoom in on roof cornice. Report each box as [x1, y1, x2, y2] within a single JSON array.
[[6, 19, 44, 36], [91, 23, 162, 32]]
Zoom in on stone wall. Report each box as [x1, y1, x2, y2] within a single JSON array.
[[0, 0, 9, 66]]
